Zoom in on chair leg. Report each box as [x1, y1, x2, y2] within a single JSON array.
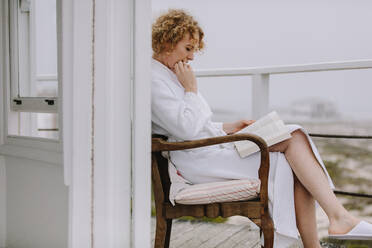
[[164, 219, 172, 248], [154, 217, 173, 248], [261, 216, 274, 248]]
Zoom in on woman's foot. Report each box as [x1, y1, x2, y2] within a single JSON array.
[[329, 221, 372, 240], [328, 213, 360, 235]]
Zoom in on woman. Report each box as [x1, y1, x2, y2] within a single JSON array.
[[151, 9, 372, 247]]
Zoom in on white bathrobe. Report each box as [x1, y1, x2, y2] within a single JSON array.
[[151, 58, 334, 247]]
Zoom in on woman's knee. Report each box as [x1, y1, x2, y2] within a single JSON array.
[[290, 130, 308, 144], [269, 130, 307, 152]]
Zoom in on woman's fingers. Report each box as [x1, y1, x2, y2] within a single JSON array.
[[243, 120, 255, 125], [173, 61, 197, 93], [180, 61, 192, 71], [224, 120, 256, 134], [174, 62, 180, 74], [238, 120, 255, 130], [175, 61, 192, 73], [178, 61, 185, 72]]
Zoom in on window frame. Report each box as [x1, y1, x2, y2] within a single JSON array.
[[0, 0, 62, 164], [9, 0, 59, 113]]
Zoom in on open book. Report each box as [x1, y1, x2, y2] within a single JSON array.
[[234, 111, 291, 158]]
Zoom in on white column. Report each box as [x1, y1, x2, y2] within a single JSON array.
[[63, 0, 151, 247], [132, 0, 152, 247], [252, 74, 270, 119], [0, 0, 5, 145], [93, 0, 132, 246], [63, 0, 93, 247], [0, 2, 7, 246]]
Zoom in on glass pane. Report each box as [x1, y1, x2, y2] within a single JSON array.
[[18, 0, 58, 97], [37, 113, 59, 139], [37, 80, 58, 97], [8, 112, 59, 140]]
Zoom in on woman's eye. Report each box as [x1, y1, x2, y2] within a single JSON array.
[[186, 47, 191, 51]]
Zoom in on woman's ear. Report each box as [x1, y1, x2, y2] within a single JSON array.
[[163, 43, 174, 56]]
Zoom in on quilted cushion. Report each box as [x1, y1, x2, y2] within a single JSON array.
[[174, 179, 260, 205]]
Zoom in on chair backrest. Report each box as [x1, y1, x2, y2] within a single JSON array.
[[152, 135, 171, 204]]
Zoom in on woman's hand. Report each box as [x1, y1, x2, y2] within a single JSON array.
[[223, 120, 255, 135], [173, 61, 198, 93]]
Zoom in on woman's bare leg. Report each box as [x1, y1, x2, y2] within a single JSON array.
[[269, 130, 359, 236], [293, 173, 321, 248]]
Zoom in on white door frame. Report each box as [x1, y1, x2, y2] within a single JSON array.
[[131, 0, 152, 247], [62, 0, 151, 247], [0, 1, 7, 247]]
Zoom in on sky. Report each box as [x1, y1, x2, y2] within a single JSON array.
[[152, 0, 372, 121]]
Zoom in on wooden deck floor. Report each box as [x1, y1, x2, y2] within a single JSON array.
[[151, 218, 261, 248], [151, 217, 305, 248]]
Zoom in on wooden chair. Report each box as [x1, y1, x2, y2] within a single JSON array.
[[152, 133, 274, 248]]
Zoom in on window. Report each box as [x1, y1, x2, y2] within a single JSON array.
[[8, 0, 59, 140]]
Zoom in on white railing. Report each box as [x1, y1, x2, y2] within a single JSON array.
[[195, 59, 372, 119]]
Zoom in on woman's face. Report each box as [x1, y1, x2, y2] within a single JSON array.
[[163, 32, 199, 70]]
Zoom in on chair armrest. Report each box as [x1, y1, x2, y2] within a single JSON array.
[[152, 134, 270, 209], [152, 133, 267, 153]]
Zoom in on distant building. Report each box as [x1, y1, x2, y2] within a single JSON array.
[[277, 97, 340, 121]]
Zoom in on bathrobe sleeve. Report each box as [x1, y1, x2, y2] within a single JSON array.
[[211, 122, 224, 131], [152, 78, 212, 140]]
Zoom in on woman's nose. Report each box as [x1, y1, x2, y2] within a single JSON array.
[[187, 53, 194, 61]]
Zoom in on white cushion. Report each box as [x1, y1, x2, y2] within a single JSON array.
[[174, 179, 260, 205]]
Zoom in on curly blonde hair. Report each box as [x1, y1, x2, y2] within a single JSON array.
[[152, 9, 205, 55]]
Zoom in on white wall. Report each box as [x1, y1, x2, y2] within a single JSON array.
[[0, 156, 6, 248], [5, 157, 68, 248], [0, 0, 152, 247], [0, 1, 6, 247], [1, 1, 68, 247]]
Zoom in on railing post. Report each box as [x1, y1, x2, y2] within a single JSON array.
[[252, 73, 269, 119]]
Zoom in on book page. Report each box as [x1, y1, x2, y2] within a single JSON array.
[[237, 111, 280, 133], [234, 112, 292, 158], [253, 120, 284, 137], [235, 129, 291, 158]]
